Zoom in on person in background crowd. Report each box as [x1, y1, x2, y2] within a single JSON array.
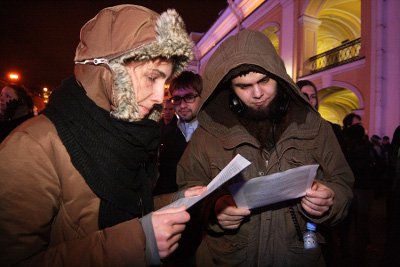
[[160, 99, 176, 126], [343, 113, 362, 129], [170, 71, 202, 142], [154, 71, 203, 196], [153, 71, 203, 267], [0, 5, 205, 266], [176, 29, 353, 266], [0, 84, 34, 142], [385, 125, 400, 266], [296, 79, 344, 153], [382, 136, 392, 164], [154, 99, 179, 195], [156, 99, 178, 197], [296, 79, 318, 110], [370, 134, 383, 158], [341, 124, 376, 264], [369, 134, 385, 193]]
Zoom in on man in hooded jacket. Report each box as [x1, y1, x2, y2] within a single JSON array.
[[0, 4, 205, 267], [176, 30, 354, 266]]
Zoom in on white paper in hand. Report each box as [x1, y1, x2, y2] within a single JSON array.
[[228, 164, 319, 209], [159, 154, 251, 211]]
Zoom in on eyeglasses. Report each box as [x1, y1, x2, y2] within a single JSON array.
[[170, 94, 199, 105]]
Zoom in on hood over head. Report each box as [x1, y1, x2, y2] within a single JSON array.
[[200, 30, 310, 115], [74, 4, 194, 122]]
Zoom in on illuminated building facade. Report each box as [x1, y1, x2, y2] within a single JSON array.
[[188, 0, 400, 137]]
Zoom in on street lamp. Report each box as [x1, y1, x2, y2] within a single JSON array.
[[7, 72, 20, 83]]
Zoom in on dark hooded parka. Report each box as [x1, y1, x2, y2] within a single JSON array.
[[0, 5, 193, 267], [176, 30, 353, 267]]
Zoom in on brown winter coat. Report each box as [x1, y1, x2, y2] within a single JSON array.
[[176, 30, 354, 267], [0, 115, 149, 266]]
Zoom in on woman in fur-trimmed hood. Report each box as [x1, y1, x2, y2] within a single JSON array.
[[0, 4, 204, 267]]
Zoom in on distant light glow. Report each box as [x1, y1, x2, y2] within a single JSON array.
[[7, 72, 19, 81]]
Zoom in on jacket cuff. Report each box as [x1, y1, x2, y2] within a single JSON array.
[[140, 213, 161, 266]]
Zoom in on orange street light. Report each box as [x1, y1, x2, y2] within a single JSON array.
[[7, 72, 20, 82]]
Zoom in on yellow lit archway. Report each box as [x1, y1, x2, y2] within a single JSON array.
[[318, 87, 360, 126]]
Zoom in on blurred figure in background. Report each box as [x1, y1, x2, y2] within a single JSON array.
[[369, 134, 386, 196], [296, 79, 318, 110], [296, 79, 343, 153], [0, 84, 34, 142], [343, 113, 362, 129], [160, 99, 176, 127], [382, 136, 392, 166], [385, 125, 400, 266], [341, 124, 376, 265], [154, 99, 179, 195]]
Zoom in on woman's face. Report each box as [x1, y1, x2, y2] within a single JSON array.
[[125, 59, 173, 119], [0, 86, 18, 113]]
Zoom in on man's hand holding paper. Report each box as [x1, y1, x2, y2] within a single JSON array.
[[301, 181, 335, 217], [214, 195, 251, 230]]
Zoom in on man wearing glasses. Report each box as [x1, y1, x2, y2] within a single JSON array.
[[170, 71, 203, 142], [153, 71, 203, 196], [153, 71, 203, 266]]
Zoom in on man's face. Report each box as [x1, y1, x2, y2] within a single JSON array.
[[300, 85, 317, 109], [171, 87, 201, 123], [161, 100, 175, 124], [232, 72, 278, 115], [125, 58, 173, 119]]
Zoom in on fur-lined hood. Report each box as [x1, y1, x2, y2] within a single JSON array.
[[74, 5, 193, 121]]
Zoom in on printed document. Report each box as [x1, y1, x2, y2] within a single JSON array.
[[159, 154, 251, 210], [228, 164, 319, 209]]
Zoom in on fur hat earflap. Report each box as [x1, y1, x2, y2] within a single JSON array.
[[108, 9, 193, 122], [112, 9, 194, 76]]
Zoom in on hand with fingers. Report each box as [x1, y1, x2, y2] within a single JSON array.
[[214, 194, 251, 230], [151, 206, 190, 259], [301, 181, 335, 217]]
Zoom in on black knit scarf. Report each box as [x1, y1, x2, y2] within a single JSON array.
[[43, 77, 160, 229]]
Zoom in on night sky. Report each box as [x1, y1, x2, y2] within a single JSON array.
[[0, 0, 227, 92]]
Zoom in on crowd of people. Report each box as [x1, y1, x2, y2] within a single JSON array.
[[296, 80, 400, 266], [0, 3, 399, 267]]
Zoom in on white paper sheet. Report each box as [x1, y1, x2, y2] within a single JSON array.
[[159, 154, 252, 210], [228, 164, 319, 209]]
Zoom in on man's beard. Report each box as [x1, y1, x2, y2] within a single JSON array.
[[237, 95, 286, 151], [241, 95, 279, 122], [242, 105, 271, 121]]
